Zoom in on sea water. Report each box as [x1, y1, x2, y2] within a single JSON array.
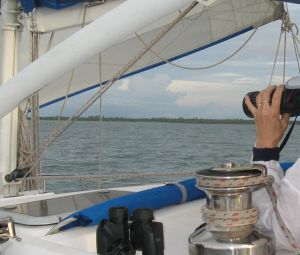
[[39, 120, 300, 192]]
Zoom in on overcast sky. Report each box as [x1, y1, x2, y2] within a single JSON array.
[[40, 3, 300, 119]]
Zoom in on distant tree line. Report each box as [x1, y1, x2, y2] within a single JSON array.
[[36, 116, 258, 124]]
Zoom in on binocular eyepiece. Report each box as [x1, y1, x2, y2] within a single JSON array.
[[97, 207, 164, 255], [243, 76, 300, 118]]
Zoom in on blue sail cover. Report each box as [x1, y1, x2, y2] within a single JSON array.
[[20, 0, 84, 13], [60, 179, 205, 231]]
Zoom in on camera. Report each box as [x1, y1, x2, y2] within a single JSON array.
[[97, 207, 164, 255], [243, 76, 300, 118]]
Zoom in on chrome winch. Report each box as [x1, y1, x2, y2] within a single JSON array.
[[189, 162, 275, 255]]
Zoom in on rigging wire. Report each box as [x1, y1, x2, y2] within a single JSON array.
[[283, 26, 287, 85], [98, 53, 103, 189], [32, 29, 73, 189], [269, 20, 284, 86], [57, 70, 74, 122]]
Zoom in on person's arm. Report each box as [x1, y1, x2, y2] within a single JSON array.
[[245, 85, 288, 218], [244, 85, 300, 252], [245, 85, 288, 184]]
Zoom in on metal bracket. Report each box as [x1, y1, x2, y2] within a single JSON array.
[[46, 217, 78, 235], [0, 217, 21, 244]]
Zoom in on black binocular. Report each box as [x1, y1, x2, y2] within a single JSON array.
[[96, 207, 164, 255], [243, 77, 300, 118], [243, 87, 300, 118]]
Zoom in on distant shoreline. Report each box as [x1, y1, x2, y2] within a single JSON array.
[[38, 116, 255, 124]]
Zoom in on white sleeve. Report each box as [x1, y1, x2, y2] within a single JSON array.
[[253, 158, 300, 252], [252, 160, 284, 230]]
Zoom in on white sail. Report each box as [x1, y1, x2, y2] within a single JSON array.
[[35, 0, 283, 109]]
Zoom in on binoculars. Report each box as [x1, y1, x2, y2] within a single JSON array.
[[243, 76, 300, 118], [97, 207, 164, 255]]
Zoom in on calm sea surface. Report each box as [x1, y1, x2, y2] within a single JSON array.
[[39, 120, 300, 193]]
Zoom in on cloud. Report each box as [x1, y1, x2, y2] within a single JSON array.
[[118, 79, 130, 91], [166, 79, 249, 109]]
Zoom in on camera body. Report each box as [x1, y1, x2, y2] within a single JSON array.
[[243, 77, 300, 118], [97, 207, 164, 255]]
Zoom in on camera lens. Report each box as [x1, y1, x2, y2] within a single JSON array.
[[109, 207, 128, 224], [132, 208, 154, 223]]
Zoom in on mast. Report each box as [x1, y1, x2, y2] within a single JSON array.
[[0, 0, 20, 194]]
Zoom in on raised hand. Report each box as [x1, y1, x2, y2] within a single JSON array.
[[245, 85, 290, 148]]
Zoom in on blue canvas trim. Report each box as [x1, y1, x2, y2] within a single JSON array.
[[37, 0, 83, 10], [281, 162, 294, 173], [278, 0, 300, 3], [21, 0, 83, 13], [20, 0, 36, 13], [40, 26, 253, 109]]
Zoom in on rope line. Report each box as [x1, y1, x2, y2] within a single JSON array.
[[57, 69, 74, 122], [18, 170, 196, 181], [136, 28, 258, 71], [269, 21, 284, 86], [292, 33, 300, 73], [135, 1, 274, 71], [266, 184, 300, 254], [197, 175, 274, 188], [202, 207, 258, 228]]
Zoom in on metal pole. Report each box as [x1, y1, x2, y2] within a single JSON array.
[[0, 0, 20, 195]]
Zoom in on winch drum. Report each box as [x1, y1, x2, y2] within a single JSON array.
[[188, 163, 275, 255]]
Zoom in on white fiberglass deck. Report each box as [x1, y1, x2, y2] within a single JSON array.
[[0, 184, 206, 255]]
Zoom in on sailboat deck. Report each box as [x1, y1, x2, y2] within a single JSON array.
[[0, 184, 206, 255]]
